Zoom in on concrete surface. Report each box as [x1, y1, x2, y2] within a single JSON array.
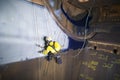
[[0, 0, 69, 65]]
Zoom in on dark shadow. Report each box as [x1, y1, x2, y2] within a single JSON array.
[[61, 3, 92, 29], [59, 37, 87, 52], [68, 37, 86, 50]]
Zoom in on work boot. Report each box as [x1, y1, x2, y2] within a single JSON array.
[[56, 56, 62, 64]]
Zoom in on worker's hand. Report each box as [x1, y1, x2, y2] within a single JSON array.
[[35, 44, 44, 48], [38, 50, 43, 53]]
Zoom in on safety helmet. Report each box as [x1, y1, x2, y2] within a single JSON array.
[[46, 36, 52, 41]]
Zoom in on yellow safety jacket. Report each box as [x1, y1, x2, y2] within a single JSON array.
[[43, 41, 61, 55]]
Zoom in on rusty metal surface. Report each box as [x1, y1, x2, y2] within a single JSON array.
[[43, 0, 96, 40], [43, 0, 120, 40], [68, 0, 120, 9], [88, 33, 120, 55], [27, 0, 44, 6], [0, 49, 120, 80], [88, 33, 120, 45]]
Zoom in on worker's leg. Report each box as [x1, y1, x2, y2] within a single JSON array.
[[47, 52, 54, 61], [55, 54, 62, 64]]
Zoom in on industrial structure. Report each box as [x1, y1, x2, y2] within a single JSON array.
[[0, 0, 120, 80]]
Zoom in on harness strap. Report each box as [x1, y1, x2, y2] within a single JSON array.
[[49, 41, 58, 53]]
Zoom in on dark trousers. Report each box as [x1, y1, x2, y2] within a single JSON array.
[[47, 52, 62, 64]]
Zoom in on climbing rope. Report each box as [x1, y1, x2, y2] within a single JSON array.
[[73, 7, 93, 57]]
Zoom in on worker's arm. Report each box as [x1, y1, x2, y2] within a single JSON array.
[[35, 44, 44, 48], [43, 46, 57, 55], [42, 46, 51, 55]]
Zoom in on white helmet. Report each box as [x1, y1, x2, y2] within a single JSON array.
[[46, 36, 52, 41]]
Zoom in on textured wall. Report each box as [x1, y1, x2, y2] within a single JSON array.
[[0, 0, 69, 65], [0, 49, 120, 80]]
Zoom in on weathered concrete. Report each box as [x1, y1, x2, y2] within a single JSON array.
[[0, 0, 69, 65]]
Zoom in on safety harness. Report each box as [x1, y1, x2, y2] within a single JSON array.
[[48, 41, 59, 53]]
